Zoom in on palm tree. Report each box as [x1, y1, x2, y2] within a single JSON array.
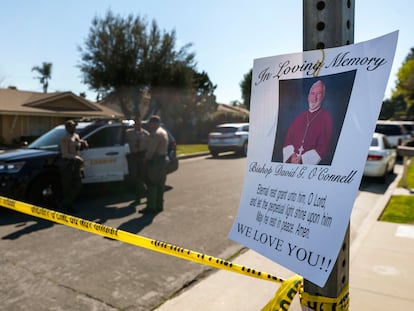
[[32, 62, 52, 93]]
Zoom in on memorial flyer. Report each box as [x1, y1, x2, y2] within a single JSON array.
[[228, 31, 398, 287]]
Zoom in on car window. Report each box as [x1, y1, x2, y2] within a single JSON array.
[[375, 124, 402, 136], [402, 124, 413, 132], [382, 136, 392, 149], [371, 137, 379, 147], [86, 126, 123, 148], [242, 125, 249, 132], [216, 127, 237, 134], [29, 127, 67, 151]]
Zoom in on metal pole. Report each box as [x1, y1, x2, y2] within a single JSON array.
[[302, 1, 354, 309]]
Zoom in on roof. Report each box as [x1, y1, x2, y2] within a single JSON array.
[[0, 88, 124, 118], [217, 103, 250, 115], [217, 122, 249, 127]]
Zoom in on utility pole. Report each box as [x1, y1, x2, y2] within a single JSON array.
[[302, 1, 354, 310]]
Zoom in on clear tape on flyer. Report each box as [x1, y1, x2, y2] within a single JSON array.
[[0, 196, 349, 310]]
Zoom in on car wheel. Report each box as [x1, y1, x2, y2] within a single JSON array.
[[211, 151, 219, 157], [166, 157, 179, 174], [27, 174, 62, 209]]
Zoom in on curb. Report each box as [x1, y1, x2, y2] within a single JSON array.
[[177, 152, 210, 160]]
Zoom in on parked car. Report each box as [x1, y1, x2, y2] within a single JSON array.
[[363, 132, 397, 182], [374, 120, 411, 148], [208, 123, 249, 157], [0, 118, 178, 208]]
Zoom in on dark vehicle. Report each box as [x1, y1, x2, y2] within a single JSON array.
[[0, 118, 178, 208]]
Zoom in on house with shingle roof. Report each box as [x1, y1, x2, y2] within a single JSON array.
[[0, 88, 123, 145]]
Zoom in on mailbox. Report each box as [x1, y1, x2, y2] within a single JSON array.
[[398, 146, 414, 157]]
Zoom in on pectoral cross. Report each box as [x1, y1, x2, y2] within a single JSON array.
[[297, 145, 304, 156]]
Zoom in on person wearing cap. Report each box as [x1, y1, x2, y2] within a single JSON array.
[[59, 120, 88, 213], [125, 115, 149, 204], [140, 115, 168, 214]]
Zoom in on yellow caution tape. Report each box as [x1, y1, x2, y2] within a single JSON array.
[[261, 276, 350, 311], [0, 196, 284, 284], [1, 196, 350, 310], [261, 274, 303, 311]]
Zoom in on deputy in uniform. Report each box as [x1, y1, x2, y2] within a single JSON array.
[[140, 115, 168, 214], [60, 120, 88, 213], [126, 115, 149, 203]]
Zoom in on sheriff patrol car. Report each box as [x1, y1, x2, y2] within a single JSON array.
[[0, 118, 178, 208]]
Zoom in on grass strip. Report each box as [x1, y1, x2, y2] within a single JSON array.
[[176, 144, 208, 156], [380, 195, 414, 224]]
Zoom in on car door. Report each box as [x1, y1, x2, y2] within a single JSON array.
[[81, 125, 130, 183]]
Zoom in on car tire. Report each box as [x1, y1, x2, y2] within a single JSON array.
[[167, 157, 179, 174], [27, 173, 62, 209], [210, 151, 219, 157]]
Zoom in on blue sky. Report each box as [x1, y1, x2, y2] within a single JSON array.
[[0, 1, 411, 104]]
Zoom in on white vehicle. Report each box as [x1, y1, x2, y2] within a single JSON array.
[[374, 120, 411, 148], [208, 123, 249, 157], [363, 132, 397, 182]]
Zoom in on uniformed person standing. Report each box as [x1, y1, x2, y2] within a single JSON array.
[[59, 120, 88, 213], [126, 115, 149, 204], [140, 115, 168, 214]]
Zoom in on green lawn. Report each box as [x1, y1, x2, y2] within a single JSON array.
[[380, 159, 414, 224], [380, 195, 414, 224]]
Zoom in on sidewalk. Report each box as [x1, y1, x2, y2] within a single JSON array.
[[157, 168, 414, 310]]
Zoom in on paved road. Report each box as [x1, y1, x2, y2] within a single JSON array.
[[0, 155, 398, 310], [0, 154, 246, 311]]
